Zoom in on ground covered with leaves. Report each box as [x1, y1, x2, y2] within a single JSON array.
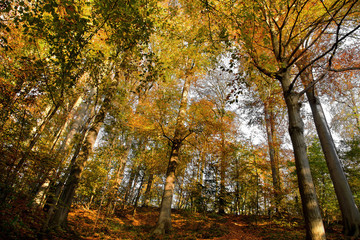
[[0, 205, 345, 240]]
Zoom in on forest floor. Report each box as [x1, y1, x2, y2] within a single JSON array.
[[0, 205, 345, 240]]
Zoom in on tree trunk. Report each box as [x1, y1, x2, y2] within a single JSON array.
[[53, 88, 96, 162], [132, 172, 146, 215], [42, 119, 90, 217], [30, 94, 88, 206], [234, 156, 240, 215], [106, 156, 127, 215], [279, 70, 326, 240], [49, 103, 106, 228], [153, 74, 191, 235], [264, 101, 282, 212], [218, 131, 226, 215], [307, 89, 360, 237], [142, 173, 154, 207], [177, 181, 184, 210], [32, 177, 51, 207], [297, 57, 360, 238], [349, 90, 360, 134], [122, 164, 138, 209], [153, 145, 179, 234]]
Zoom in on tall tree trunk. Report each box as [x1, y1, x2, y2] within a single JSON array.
[[153, 145, 180, 234], [132, 172, 146, 215], [279, 70, 326, 240], [32, 177, 51, 207], [106, 156, 127, 215], [234, 156, 240, 215], [142, 173, 154, 207], [53, 88, 96, 162], [349, 90, 360, 134], [264, 100, 282, 213], [153, 74, 192, 235], [49, 102, 106, 228], [298, 58, 360, 238], [306, 89, 360, 238], [31, 94, 87, 205], [218, 130, 226, 214], [307, 89, 360, 237], [122, 164, 138, 209], [42, 116, 90, 218]]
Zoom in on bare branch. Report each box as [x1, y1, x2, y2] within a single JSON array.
[[290, 23, 360, 93], [328, 66, 360, 72], [299, 72, 327, 97]]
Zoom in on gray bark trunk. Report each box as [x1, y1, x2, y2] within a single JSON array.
[[279, 70, 326, 240], [153, 75, 191, 234], [49, 102, 106, 228], [218, 130, 226, 215], [307, 89, 360, 238], [142, 173, 153, 207], [153, 146, 179, 234], [132, 172, 146, 215], [122, 164, 138, 209], [264, 101, 282, 212], [297, 57, 360, 238]]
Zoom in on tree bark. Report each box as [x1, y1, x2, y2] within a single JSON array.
[[53, 88, 96, 162], [264, 100, 282, 213], [106, 156, 127, 215], [30, 94, 89, 206], [142, 173, 154, 207], [297, 58, 360, 238], [153, 74, 191, 235], [132, 172, 146, 215], [122, 164, 138, 209], [307, 89, 360, 237], [218, 131, 226, 215], [49, 102, 106, 228], [153, 145, 179, 234], [279, 70, 326, 240]]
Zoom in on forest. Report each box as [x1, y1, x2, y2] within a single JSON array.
[[1, 0, 360, 239]]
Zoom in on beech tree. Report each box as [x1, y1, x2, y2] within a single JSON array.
[[297, 54, 360, 237], [153, 67, 193, 234]]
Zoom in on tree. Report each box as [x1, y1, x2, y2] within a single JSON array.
[[47, 70, 119, 227], [297, 55, 360, 237], [153, 67, 193, 234]]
